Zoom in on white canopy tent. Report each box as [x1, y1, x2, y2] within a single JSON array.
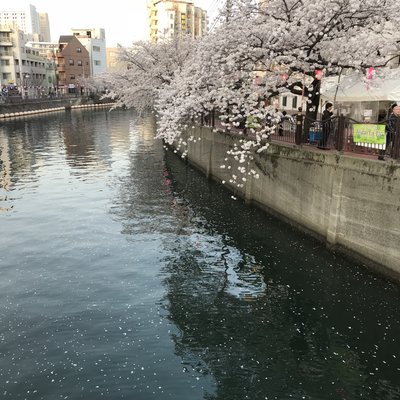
[[320, 74, 400, 121], [321, 74, 400, 102]]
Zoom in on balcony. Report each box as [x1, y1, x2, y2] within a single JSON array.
[[0, 39, 12, 46]]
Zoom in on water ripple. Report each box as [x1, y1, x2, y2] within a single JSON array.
[[0, 109, 399, 400]]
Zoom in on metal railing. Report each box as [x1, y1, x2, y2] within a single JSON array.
[[198, 110, 400, 161]]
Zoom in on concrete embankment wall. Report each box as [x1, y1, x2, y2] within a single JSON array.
[[0, 99, 114, 118], [0, 99, 76, 115], [178, 126, 400, 280]]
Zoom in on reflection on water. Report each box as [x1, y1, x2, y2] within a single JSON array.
[[160, 151, 400, 400], [0, 109, 399, 400]]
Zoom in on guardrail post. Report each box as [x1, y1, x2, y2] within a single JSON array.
[[335, 114, 345, 151], [295, 111, 303, 145], [392, 117, 400, 159]]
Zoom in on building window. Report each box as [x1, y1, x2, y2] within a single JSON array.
[[282, 96, 287, 107], [93, 45, 100, 52], [94, 60, 101, 66], [292, 96, 298, 109], [69, 59, 74, 65], [76, 47, 82, 53], [77, 59, 82, 66], [70, 74, 75, 80]]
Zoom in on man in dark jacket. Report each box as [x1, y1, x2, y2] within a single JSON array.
[[380, 103, 400, 159], [318, 102, 333, 149]]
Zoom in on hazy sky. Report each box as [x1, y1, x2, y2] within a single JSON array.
[[5, 0, 216, 47]]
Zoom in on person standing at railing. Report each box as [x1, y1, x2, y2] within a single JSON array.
[[278, 110, 293, 136], [386, 104, 396, 151], [318, 102, 333, 149], [379, 103, 399, 160]]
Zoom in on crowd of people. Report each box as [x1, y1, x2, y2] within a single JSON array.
[[241, 100, 398, 159]]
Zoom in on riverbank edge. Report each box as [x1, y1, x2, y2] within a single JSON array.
[[0, 98, 115, 118], [172, 125, 400, 282]]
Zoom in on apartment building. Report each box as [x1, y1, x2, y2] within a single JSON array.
[[148, 0, 208, 43], [70, 28, 107, 76], [0, 4, 49, 42], [0, 25, 56, 95], [106, 48, 129, 72], [27, 41, 59, 61], [56, 35, 90, 94]]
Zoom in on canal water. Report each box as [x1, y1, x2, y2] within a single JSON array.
[[0, 109, 399, 400]]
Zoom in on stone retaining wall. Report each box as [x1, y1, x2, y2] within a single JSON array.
[[178, 126, 400, 280]]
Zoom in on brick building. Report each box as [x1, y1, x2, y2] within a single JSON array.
[[56, 35, 90, 94]]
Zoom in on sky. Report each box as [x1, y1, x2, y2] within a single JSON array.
[[5, 0, 218, 47]]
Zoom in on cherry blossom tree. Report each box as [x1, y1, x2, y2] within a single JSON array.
[[96, 0, 400, 180], [154, 0, 400, 172], [156, 0, 400, 134], [96, 37, 195, 114], [217, 0, 400, 134]]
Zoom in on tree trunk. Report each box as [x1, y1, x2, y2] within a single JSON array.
[[303, 78, 321, 141]]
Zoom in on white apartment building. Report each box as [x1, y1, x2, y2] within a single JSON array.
[[0, 25, 56, 95], [148, 0, 208, 43], [0, 4, 50, 42], [70, 28, 107, 76], [26, 41, 59, 61]]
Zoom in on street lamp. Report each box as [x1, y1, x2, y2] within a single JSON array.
[[22, 73, 30, 99]]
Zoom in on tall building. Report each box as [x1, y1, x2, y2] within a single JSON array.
[[147, 0, 208, 43], [0, 4, 49, 42], [70, 28, 107, 76], [0, 4, 39, 36], [38, 12, 51, 42]]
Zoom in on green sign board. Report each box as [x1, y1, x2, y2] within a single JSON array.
[[353, 124, 386, 145]]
